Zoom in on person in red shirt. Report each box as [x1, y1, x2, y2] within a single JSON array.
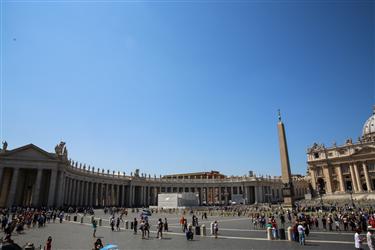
[[45, 236, 52, 250]]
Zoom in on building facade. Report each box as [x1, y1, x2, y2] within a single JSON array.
[[0, 142, 308, 208], [307, 106, 375, 195]]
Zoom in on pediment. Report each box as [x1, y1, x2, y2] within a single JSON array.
[[1, 144, 57, 161], [352, 146, 375, 156]]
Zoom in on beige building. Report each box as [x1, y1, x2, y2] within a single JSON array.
[[0, 141, 308, 208], [307, 106, 375, 195]]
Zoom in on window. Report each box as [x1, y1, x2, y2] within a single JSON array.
[[316, 168, 323, 177], [314, 153, 319, 159], [368, 163, 375, 172], [341, 164, 350, 174]]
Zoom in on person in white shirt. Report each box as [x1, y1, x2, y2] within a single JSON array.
[[297, 224, 305, 245], [355, 228, 363, 250], [367, 227, 375, 250]]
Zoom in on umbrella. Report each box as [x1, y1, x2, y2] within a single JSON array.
[[101, 244, 119, 250]]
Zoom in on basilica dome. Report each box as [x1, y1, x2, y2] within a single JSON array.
[[362, 107, 375, 137]]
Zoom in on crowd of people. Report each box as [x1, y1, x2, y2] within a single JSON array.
[[1, 202, 375, 249], [0, 207, 65, 249]]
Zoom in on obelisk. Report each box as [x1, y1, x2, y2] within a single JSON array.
[[277, 110, 294, 207]]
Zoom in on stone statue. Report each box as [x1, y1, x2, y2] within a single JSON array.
[[1, 141, 8, 151]]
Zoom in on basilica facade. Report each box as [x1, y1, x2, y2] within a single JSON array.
[[307, 106, 375, 195], [0, 142, 308, 208]]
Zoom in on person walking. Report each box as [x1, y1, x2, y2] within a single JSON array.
[[92, 220, 97, 238], [144, 220, 150, 239], [213, 221, 219, 239], [164, 218, 168, 232], [110, 217, 115, 231], [44, 236, 52, 250], [116, 217, 121, 231], [354, 228, 364, 250], [157, 218, 163, 239], [367, 227, 374, 250], [133, 218, 138, 235], [297, 223, 305, 245]]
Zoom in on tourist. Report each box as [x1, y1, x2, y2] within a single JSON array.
[[164, 218, 168, 232], [139, 219, 145, 239], [45, 236, 52, 250], [144, 220, 150, 238], [92, 220, 97, 237], [116, 217, 121, 231], [179, 216, 185, 231], [297, 223, 305, 245], [110, 217, 115, 231], [93, 238, 104, 250], [213, 220, 219, 239], [133, 218, 138, 234], [354, 228, 364, 250], [186, 225, 193, 240], [157, 218, 163, 239], [367, 227, 375, 250]]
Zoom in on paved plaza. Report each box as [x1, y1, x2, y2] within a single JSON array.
[[0, 210, 361, 250]]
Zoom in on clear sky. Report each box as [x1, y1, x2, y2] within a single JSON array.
[[1, 0, 374, 177]]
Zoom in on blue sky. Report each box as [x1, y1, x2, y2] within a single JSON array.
[[1, 0, 374, 176]]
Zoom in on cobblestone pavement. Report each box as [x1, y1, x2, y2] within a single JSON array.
[[0, 210, 361, 250]]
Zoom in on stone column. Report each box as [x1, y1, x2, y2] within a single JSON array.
[[107, 184, 111, 206], [217, 187, 221, 205], [96, 183, 100, 206], [84, 181, 89, 206], [47, 169, 58, 207], [244, 186, 249, 204], [32, 168, 43, 207], [56, 171, 65, 207], [76, 180, 81, 206], [322, 166, 333, 194], [70, 179, 75, 205], [7, 168, 20, 207], [101, 184, 105, 206], [128, 185, 133, 207], [140, 186, 144, 207], [363, 162, 373, 192], [111, 184, 115, 206], [86, 182, 90, 206], [122, 185, 126, 207], [349, 164, 358, 192], [63, 177, 68, 205], [309, 166, 317, 190], [354, 163, 363, 192], [258, 185, 263, 203], [0, 167, 4, 188], [116, 185, 120, 206], [335, 165, 345, 192]]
